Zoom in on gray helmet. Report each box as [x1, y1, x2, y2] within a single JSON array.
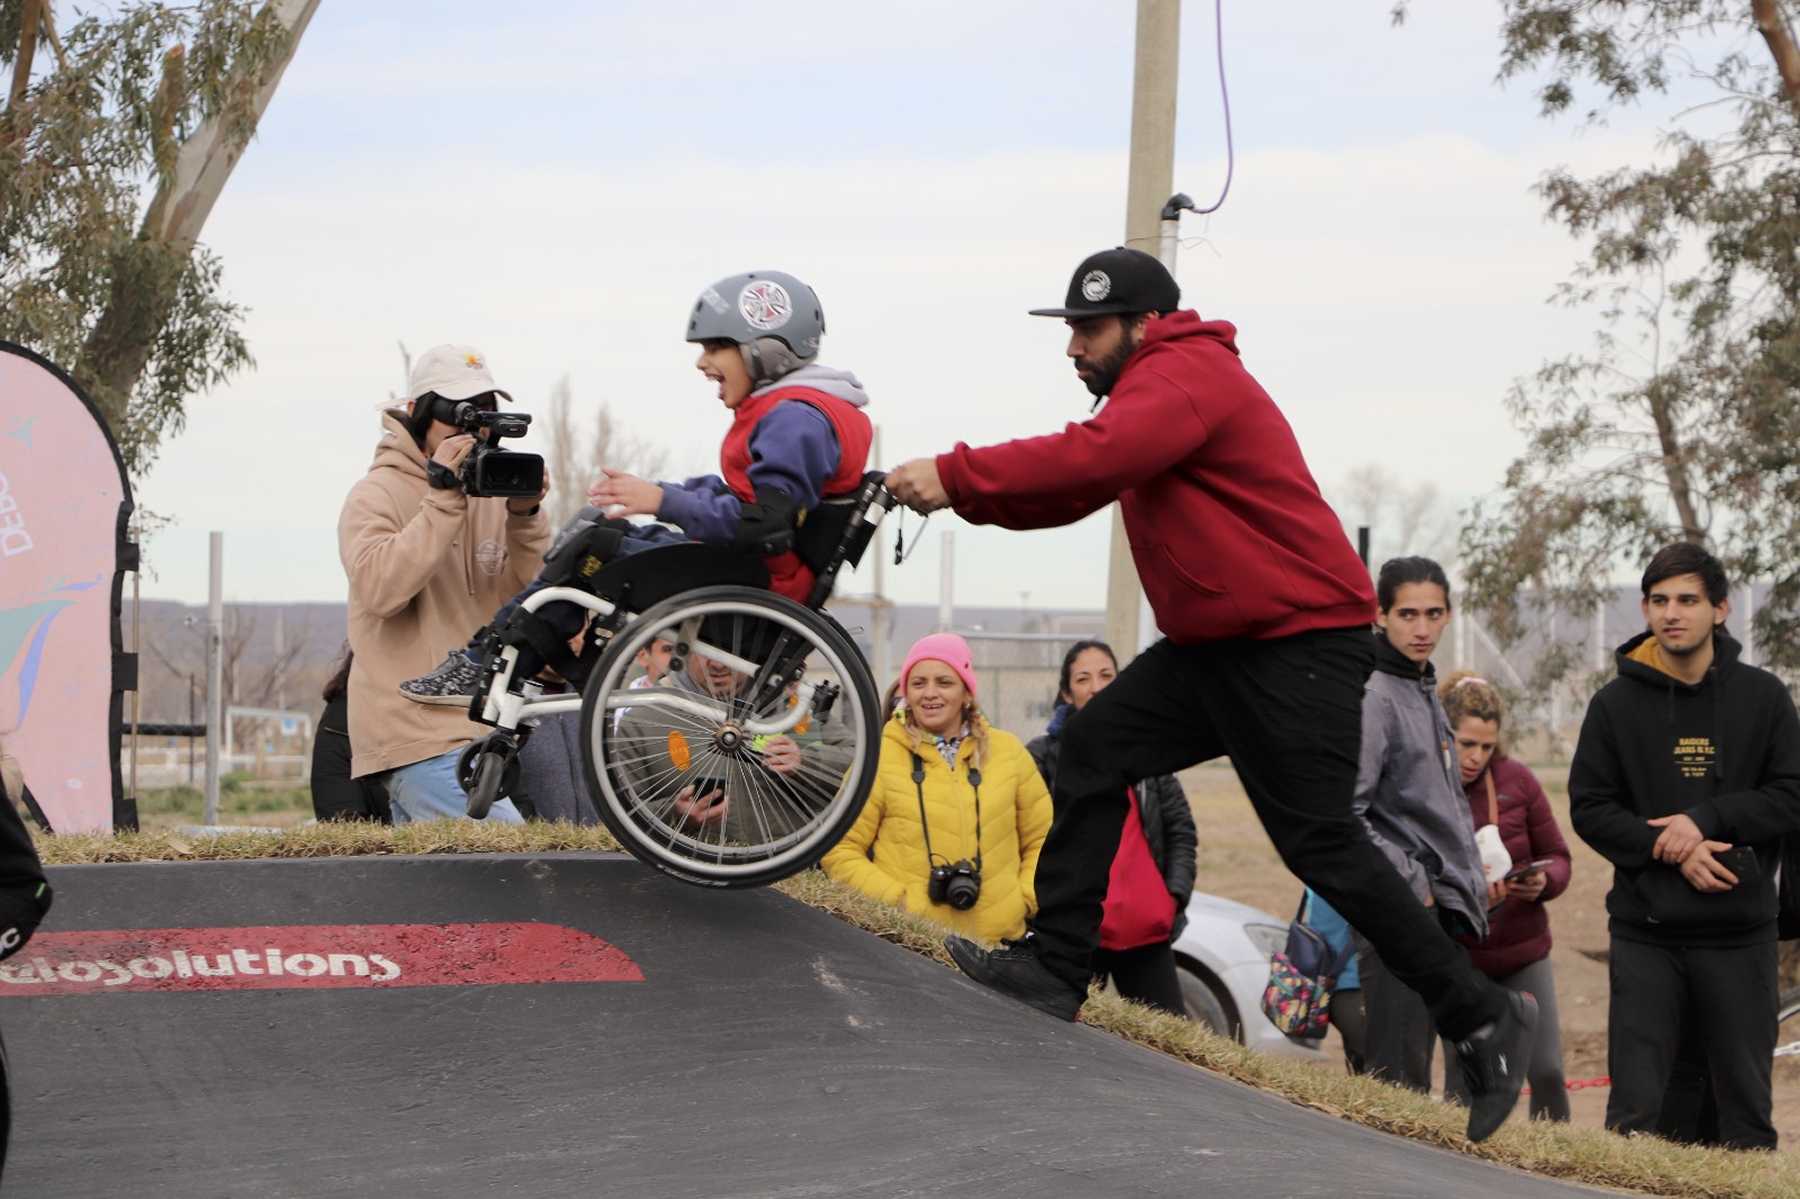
[[687, 270, 825, 384]]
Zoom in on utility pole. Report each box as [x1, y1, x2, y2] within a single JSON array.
[[1105, 0, 1181, 661]]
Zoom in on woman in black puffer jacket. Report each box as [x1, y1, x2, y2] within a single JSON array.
[[1027, 640, 1197, 1015]]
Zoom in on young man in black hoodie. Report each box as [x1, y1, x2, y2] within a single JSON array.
[[1569, 543, 1800, 1150]]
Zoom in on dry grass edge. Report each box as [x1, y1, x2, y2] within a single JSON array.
[[34, 826, 1800, 1198]]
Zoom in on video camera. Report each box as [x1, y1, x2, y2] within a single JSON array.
[[432, 397, 545, 499]]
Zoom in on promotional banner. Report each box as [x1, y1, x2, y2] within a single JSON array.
[[0, 922, 646, 997], [0, 342, 136, 832]]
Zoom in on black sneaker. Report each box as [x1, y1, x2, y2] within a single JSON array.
[[944, 935, 1085, 1022], [1454, 990, 1539, 1143], [399, 650, 485, 706]]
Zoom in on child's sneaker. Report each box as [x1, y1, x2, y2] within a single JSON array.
[[399, 650, 485, 706]]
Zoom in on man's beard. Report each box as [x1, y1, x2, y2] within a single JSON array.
[[1076, 332, 1139, 398], [1660, 626, 1713, 657]]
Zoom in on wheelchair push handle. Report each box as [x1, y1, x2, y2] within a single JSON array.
[[861, 472, 901, 518]]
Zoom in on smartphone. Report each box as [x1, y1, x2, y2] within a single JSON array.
[[687, 777, 729, 801], [1715, 845, 1760, 883], [1503, 858, 1556, 882]]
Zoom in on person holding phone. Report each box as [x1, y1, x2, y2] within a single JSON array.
[[1570, 543, 1800, 1150], [611, 648, 826, 839], [1438, 672, 1573, 1121]]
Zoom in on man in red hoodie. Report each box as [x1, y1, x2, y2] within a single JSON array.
[[886, 247, 1534, 1143]]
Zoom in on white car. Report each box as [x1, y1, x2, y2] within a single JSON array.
[[1170, 891, 1329, 1061]]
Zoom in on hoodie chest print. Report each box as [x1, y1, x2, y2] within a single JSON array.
[[1674, 736, 1716, 781]]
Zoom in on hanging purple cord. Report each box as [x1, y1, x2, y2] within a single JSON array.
[[1193, 0, 1234, 215]]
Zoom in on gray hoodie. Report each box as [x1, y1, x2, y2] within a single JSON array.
[[1352, 633, 1488, 937]]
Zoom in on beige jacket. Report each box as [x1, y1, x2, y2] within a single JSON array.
[[337, 411, 550, 777], [0, 738, 23, 806]]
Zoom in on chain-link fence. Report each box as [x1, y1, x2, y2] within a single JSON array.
[[959, 629, 1103, 742]]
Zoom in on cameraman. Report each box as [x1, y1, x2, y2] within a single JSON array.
[[337, 345, 550, 823]]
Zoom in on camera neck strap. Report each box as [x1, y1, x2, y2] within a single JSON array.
[[909, 752, 983, 870]]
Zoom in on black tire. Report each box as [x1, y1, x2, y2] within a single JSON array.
[[579, 586, 880, 888], [456, 740, 520, 814], [1176, 965, 1233, 1041], [465, 753, 505, 820], [1776, 987, 1800, 1065]]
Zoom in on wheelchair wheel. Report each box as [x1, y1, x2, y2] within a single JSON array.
[[456, 738, 520, 820], [580, 585, 880, 887]]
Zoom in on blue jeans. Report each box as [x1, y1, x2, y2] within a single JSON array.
[[383, 748, 523, 825]]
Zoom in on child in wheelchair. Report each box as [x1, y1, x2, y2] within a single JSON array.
[[400, 269, 873, 706]]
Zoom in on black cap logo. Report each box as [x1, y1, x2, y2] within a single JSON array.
[[1028, 247, 1181, 319]]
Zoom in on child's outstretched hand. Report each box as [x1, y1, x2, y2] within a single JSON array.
[[588, 468, 663, 518]]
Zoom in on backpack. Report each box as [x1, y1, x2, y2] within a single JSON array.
[[1779, 834, 1800, 941], [1260, 893, 1356, 1041]]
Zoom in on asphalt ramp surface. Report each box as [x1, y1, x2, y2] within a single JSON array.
[[1, 854, 1606, 1197]]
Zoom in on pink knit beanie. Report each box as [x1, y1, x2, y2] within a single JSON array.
[[898, 633, 978, 699]]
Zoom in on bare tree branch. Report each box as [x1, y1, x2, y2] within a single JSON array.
[[4, 0, 43, 129], [74, 0, 320, 438], [1752, 0, 1800, 121]]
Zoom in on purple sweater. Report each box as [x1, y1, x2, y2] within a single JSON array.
[[654, 364, 869, 543], [1456, 756, 1573, 979]]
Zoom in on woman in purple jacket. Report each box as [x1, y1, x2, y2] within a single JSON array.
[[1440, 672, 1574, 1122]]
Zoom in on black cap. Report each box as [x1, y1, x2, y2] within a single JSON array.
[[1028, 247, 1181, 319]]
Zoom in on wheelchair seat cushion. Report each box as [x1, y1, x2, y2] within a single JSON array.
[[588, 542, 771, 612]]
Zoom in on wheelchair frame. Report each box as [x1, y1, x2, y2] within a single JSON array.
[[471, 472, 899, 754], [476, 586, 825, 737]]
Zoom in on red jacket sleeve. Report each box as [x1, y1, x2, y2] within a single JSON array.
[[936, 359, 1215, 529], [1518, 764, 1573, 903]]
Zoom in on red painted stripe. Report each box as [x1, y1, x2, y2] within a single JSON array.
[[0, 923, 643, 996], [1523, 1077, 1610, 1095]]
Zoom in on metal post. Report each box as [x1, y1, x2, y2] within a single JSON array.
[[129, 571, 141, 807], [204, 532, 224, 825], [1104, 0, 1182, 664], [1742, 579, 1756, 665], [1594, 603, 1606, 674], [187, 675, 197, 787], [274, 608, 286, 711], [869, 427, 893, 689], [938, 531, 955, 632]]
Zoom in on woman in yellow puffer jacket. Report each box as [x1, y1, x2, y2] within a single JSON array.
[[822, 634, 1053, 943]]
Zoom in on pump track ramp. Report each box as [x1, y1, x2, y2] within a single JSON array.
[[0, 853, 1602, 1197]]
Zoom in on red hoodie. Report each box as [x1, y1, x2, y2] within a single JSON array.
[[935, 312, 1373, 644]]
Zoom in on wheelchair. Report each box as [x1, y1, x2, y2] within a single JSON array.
[[456, 471, 899, 889]]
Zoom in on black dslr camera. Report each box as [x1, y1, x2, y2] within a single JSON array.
[[434, 398, 545, 499], [928, 859, 982, 911]]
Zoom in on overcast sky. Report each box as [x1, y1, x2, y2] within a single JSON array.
[[126, 1, 1694, 611]]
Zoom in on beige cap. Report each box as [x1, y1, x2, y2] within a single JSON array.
[[406, 344, 513, 404]]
